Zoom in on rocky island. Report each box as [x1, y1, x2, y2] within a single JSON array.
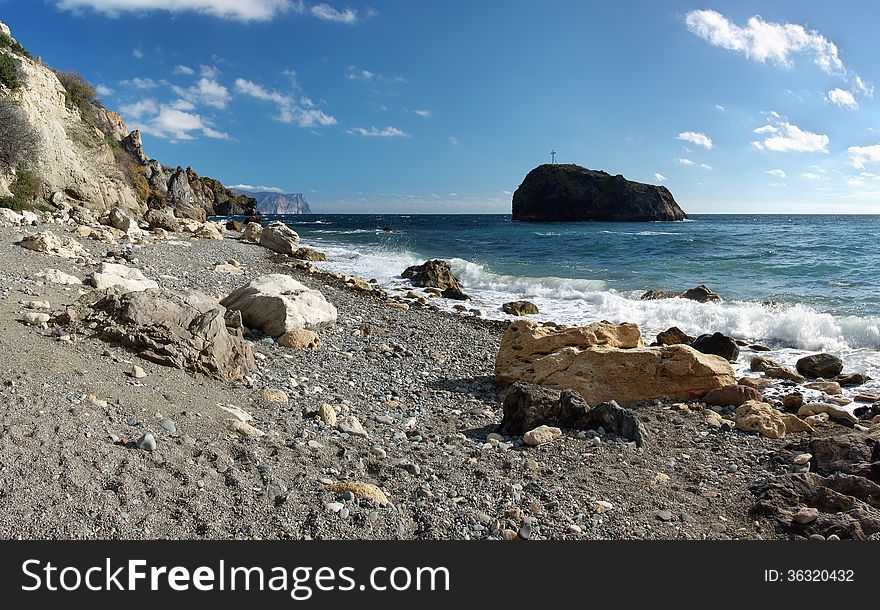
[[233, 190, 312, 215], [512, 164, 687, 222]]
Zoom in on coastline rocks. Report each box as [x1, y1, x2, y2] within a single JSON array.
[[764, 366, 806, 383], [796, 353, 844, 379], [0, 208, 25, 227], [750, 356, 780, 372], [220, 274, 337, 337], [239, 222, 262, 244], [259, 221, 300, 255], [751, 433, 880, 539], [278, 328, 321, 350], [402, 260, 468, 300], [90, 262, 158, 293], [835, 373, 871, 387], [291, 247, 328, 262], [500, 383, 648, 446], [641, 284, 722, 303], [804, 381, 843, 395], [655, 326, 695, 346], [502, 300, 540, 316], [192, 222, 224, 240], [734, 401, 787, 439], [797, 403, 858, 424], [523, 425, 562, 447], [80, 288, 254, 381], [512, 164, 687, 222], [36, 269, 82, 285], [143, 208, 181, 232], [17, 231, 89, 259], [691, 332, 739, 362], [495, 320, 734, 406], [703, 384, 763, 407]]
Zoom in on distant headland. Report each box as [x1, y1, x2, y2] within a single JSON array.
[[512, 163, 687, 222]]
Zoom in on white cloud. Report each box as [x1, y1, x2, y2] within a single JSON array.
[[848, 145, 880, 169], [345, 65, 406, 83], [346, 126, 411, 138], [229, 184, 286, 193], [752, 118, 829, 153], [677, 131, 713, 149], [234, 78, 337, 127], [449, 136, 459, 146], [686, 9, 871, 96], [715, 104, 725, 112], [119, 98, 159, 119], [826, 88, 858, 109], [699, 163, 713, 171], [765, 169, 786, 179], [654, 173, 667, 182], [174, 65, 196, 76], [132, 48, 143, 59], [56, 0, 300, 21], [310, 3, 357, 23], [801, 172, 820, 180], [121, 77, 161, 89], [413, 109, 432, 118], [675, 158, 694, 166], [172, 77, 231, 109], [855, 75, 874, 98], [753, 124, 778, 135], [96, 84, 114, 96]]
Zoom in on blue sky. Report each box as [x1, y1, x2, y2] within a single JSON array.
[[2, 0, 879, 213]]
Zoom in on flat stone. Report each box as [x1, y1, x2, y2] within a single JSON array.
[[159, 419, 176, 434]]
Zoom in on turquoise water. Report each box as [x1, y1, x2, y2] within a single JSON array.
[[245, 213, 880, 386]]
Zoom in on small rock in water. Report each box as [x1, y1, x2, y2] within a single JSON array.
[[135, 433, 156, 452]]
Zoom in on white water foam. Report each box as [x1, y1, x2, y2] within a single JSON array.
[[303, 238, 880, 390]]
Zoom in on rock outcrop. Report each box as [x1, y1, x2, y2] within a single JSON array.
[[74, 288, 254, 381], [259, 221, 300, 255], [641, 284, 722, 303], [233, 189, 312, 215], [220, 274, 337, 337], [0, 23, 142, 212], [495, 319, 735, 405], [512, 164, 687, 222], [796, 353, 844, 379], [501, 382, 649, 446], [402, 260, 468, 300], [691, 332, 740, 362]]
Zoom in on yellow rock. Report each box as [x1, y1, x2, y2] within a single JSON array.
[[316, 403, 337, 427], [496, 320, 735, 405], [797, 403, 857, 423], [278, 328, 321, 350], [781, 413, 814, 434], [734, 400, 786, 439], [226, 419, 264, 437], [261, 388, 289, 404], [323, 481, 389, 505]]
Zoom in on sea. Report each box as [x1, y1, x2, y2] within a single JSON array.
[[247, 213, 880, 398]]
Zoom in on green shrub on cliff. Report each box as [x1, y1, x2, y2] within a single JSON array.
[[0, 53, 22, 89], [55, 70, 99, 118], [0, 167, 43, 211], [0, 31, 31, 58]]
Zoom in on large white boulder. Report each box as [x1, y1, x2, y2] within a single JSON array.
[[90, 262, 158, 293], [259, 221, 300, 255], [220, 274, 337, 337], [0, 208, 24, 227]]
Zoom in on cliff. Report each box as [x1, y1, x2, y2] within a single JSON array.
[[0, 19, 256, 221], [234, 190, 312, 215], [512, 164, 687, 222]]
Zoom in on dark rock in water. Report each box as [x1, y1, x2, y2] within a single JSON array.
[[382, 226, 393, 232], [750, 343, 772, 352], [641, 284, 721, 303], [692, 332, 739, 362], [291, 246, 327, 262], [702, 384, 762, 407], [502, 300, 540, 316], [796, 353, 844, 378], [512, 164, 687, 222], [402, 260, 468, 299], [500, 382, 647, 446], [655, 326, 695, 346], [750, 355, 780, 372], [835, 372, 872, 387]]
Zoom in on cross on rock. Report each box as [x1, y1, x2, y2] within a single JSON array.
[[550, 150, 557, 164]]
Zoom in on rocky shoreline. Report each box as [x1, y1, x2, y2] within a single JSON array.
[[1, 210, 879, 540]]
